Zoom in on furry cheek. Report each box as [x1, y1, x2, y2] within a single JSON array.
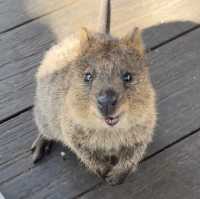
[[65, 89, 91, 121]]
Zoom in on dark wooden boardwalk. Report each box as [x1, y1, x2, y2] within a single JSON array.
[[0, 0, 200, 198]]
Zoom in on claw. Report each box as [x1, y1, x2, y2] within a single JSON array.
[[104, 169, 130, 186], [96, 166, 111, 179], [31, 135, 53, 164]]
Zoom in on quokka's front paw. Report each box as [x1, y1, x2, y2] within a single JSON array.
[[31, 135, 53, 163], [104, 169, 131, 186], [96, 165, 112, 179]]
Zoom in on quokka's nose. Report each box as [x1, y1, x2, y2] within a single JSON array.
[[97, 89, 118, 116]]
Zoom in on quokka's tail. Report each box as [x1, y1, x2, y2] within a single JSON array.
[[98, 0, 111, 34]]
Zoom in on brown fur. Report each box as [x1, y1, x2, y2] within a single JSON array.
[[33, 28, 157, 185]]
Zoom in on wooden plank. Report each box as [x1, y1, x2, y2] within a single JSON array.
[[0, 0, 75, 33], [2, 0, 200, 67], [0, 54, 39, 122], [0, 111, 35, 166], [79, 132, 200, 199], [1, 0, 200, 36], [0, 29, 200, 198], [39, 0, 200, 46], [147, 28, 200, 155]]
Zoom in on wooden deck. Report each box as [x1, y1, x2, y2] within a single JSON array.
[[0, 0, 200, 198]]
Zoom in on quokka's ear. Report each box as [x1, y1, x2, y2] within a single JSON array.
[[79, 27, 93, 50], [122, 27, 145, 56]]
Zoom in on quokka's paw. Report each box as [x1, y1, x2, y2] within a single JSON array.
[[104, 169, 130, 186], [31, 135, 53, 164], [96, 165, 112, 179]]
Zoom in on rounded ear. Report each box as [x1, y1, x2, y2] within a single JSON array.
[[80, 27, 91, 42], [122, 27, 145, 56], [79, 27, 93, 51]]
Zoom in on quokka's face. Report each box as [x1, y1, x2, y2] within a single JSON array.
[[67, 28, 153, 128]]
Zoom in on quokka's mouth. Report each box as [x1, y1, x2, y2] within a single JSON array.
[[105, 116, 119, 126]]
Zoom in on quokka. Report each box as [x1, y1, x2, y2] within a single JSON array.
[[31, 0, 157, 185]]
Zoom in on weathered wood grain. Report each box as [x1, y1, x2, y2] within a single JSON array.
[[0, 111, 34, 166], [40, 0, 200, 46], [79, 131, 200, 199], [0, 28, 200, 198], [1, 0, 200, 36], [0, 54, 39, 122], [0, 0, 75, 33], [147, 28, 200, 155], [1, 0, 200, 67]]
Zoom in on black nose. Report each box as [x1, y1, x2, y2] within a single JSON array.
[[97, 89, 118, 116]]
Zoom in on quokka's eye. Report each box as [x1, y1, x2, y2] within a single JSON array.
[[84, 72, 93, 82], [122, 72, 132, 82]]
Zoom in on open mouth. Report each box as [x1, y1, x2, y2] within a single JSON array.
[[105, 116, 119, 126]]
